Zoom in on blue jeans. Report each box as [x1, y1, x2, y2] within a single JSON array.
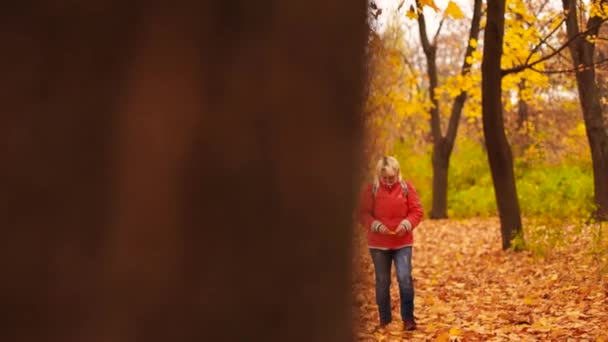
[[369, 247, 414, 324]]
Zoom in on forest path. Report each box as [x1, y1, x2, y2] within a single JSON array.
[[352, 218, 608, 341]]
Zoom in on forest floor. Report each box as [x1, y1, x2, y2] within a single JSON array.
[[352, 218, 608, 341]]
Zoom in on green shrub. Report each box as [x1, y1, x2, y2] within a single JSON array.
[[391, 137, 594, 220]]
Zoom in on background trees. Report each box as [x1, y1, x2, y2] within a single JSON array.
[[366, 0, 608, 249]]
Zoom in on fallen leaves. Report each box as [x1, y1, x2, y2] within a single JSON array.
[[352, 217, 608, 341]]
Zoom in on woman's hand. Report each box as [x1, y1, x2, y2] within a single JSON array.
[[378, 224, 390, 235], [394, 224, 407, 237]]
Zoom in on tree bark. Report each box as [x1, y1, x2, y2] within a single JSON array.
[[0, 1, 367, 341], [517, 80, 529, 130], [482, 0, 523, 249], [562, 0, 608, 220], [417, 0, 482, 219]]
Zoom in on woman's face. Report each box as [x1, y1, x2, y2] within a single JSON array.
[[379, 171, 398, 187]]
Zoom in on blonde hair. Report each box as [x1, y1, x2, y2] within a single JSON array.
[[374, 156, 402, 184]]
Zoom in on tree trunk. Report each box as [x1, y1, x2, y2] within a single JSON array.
[[431, 142, 449, 218], [517, 80, 529, 130], [482, 0, 523, 249], [562, 0, 608, 220], [0, 1, 367, 341]]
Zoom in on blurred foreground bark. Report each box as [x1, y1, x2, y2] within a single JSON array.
[[0, 2, 367, 341]]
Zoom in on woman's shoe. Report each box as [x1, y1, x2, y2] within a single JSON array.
[[403, 319, 416, 331]]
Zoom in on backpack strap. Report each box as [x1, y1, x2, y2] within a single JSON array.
[[399, 179, 409, 198]]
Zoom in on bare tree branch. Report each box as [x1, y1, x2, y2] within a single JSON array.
[[416, 1, 433, 55], [524, 18, 566, 66], [529, 57, 608, 74], [445, 0, 482, 147], [502, 17, 608, 76], [415, 0, 441, 139], [432, 18, 445, 46], [543, 42, 574, 64]]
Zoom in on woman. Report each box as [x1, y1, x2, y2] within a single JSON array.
[[358, 156, 423, 331]]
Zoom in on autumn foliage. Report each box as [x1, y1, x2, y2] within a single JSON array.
[[363, 0, 606, 220], [358, 0, 608, 339]]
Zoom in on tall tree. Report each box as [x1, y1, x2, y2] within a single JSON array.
[[415, 0, 483, 218], [482, 0, 524, 249], [364, 8, 430, 171], [561, 0, 608, 220]]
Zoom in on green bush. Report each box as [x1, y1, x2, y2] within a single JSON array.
[[516, 164, 594, 219], [391, 137, 595, 220]]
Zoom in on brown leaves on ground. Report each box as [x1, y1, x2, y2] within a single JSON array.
[[352, 218, 608, 341]]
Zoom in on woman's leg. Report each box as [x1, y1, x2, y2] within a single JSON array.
[[393, 246, 414, 321], [369, 248, 392, 325]]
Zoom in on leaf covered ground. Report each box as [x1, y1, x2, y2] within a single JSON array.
[[352, 218, 608, 341]]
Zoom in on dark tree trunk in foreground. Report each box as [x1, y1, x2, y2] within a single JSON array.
[[0, 1, 367, 341], [481, 0, 523, 249]]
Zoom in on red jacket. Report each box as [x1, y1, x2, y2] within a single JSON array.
[[358, 180, 423, 249]]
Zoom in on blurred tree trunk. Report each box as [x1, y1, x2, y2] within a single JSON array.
[[562, 0, 608, 220], [0, 1, 367, 341], [482, 0, 523, 249]]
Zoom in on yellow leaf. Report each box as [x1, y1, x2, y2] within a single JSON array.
[[420, 0, 440, 12], [469, 38, 478, 48], [449, 327, 461, 336], [465, 56, 474, 65], [445, 1, 464, 19], [406, 6, 418, 19], [389, 55, 401, 67]]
